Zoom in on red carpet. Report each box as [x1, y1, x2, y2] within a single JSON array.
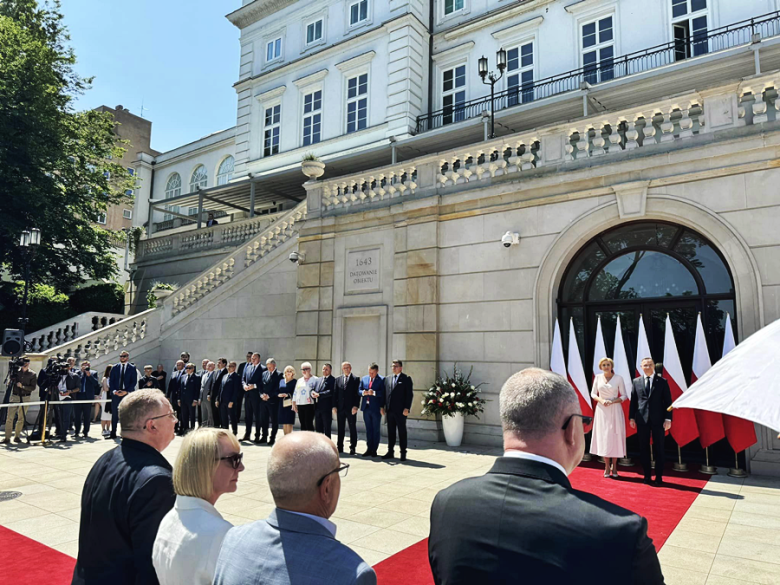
[[0, 525, 76, 584], [373, 462, 710, 585]]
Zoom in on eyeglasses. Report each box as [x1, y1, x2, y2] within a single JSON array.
[[302, 367, 311, 371], [142, 411, 177, 429], [219, 453, 244, 470], [561, 413, 593, 430], [316, 462, 350, 486]]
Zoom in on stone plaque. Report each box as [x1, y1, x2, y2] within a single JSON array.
[[345, 248, 381, 294]]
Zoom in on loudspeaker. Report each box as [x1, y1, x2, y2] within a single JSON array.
[[1, 329, 24, 357]]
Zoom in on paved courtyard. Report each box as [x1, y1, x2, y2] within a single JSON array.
[[1, 426, 779, 584]]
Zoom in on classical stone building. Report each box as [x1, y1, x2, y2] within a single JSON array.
[[52, 0, 780, 475]]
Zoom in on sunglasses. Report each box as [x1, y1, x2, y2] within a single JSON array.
[[561, 413, 593, 430], [219, 453, 244, 470]]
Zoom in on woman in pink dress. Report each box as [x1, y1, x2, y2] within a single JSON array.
[[590, 357, 627, 478]]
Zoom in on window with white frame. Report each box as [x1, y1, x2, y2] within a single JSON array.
[[264, 104, 281, 156], [123, 209, 132, 220], [442, 65, 466, 125], [303, 90, 322, 146], [582, 16, 614, 84], [444, 0, 464, 16], [164, 173, 181, 221], [266, 37, 282, 62], [190, 165, 208, 193], [349, 0, 368, 26], [507, 42, 534, 106], [306, 19, 323, 45], [671, 0, 708, 61], [125, 189, 134, 198], [217, 156, 234, 185], [346, 74, 368, 133], [96, 212, 107, 225]]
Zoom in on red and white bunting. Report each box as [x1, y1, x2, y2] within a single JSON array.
[[663, 314, 699, 447], [720, 315, 758, 453], [692, 314, 725, 448], [592, 316, 607, 381], [568, 319, 593, 433], [613, 315, 636, 438]]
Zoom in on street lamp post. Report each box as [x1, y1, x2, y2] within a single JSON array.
[[478, 49, 507, 140], [18, 228, 41, 333]]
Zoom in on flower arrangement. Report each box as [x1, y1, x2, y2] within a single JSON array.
[[421, 365, 487, 418]]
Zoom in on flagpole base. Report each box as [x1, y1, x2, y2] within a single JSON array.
[[617, 457, 634, 467], [728, 467, 748, 478], [673, 462, 689, 472], [700, 465, 718, 475], [581, 453, 592, 462]]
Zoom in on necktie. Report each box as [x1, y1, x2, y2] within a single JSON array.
[[120, 365, 125, 390], [645, 376, 651, 394], [393, 375, 397, 389]]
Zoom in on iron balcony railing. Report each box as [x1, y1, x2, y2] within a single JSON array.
[[417, 10, 780, 133]]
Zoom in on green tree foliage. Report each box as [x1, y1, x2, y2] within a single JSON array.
[[0, 281, 71, 333], [69, 282, 123, 314], [0, 0, 134, 288]]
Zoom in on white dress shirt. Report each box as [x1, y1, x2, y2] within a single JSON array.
[[503, 449, 569, 477], [286, 510, 338, 537], [152, 495, 232, 585]]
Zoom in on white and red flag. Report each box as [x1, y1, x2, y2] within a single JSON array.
[[720, 315, 757, 453], [592, 316, 607, 381], [550, 319, 567, 378], [635, 315, 653, 378], [568, 319, 593, 432], [663, 315, 699, 446], [692, 314, 725, 448], [613, 315, 636, 438]]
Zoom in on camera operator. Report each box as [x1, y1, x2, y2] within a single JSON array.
[[2, 358, 36, 445], [55, 363, 79, 443], [74, 361, 100, 439]]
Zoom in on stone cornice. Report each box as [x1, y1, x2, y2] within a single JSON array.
[[335, 51, 377, 73], [440, 0, 555, 42], [293, 68, 329, 88], [432, 41, 475, 63], [492, 16, 544, 42], [256, 84, 287, 101], [226, 0, 298, 31]]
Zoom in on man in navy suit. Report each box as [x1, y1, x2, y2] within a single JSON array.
[[235, 351, 252, 429], [313, 363, 336, 439], [109, 351, 138, 439], [333, 361, 361, 455], [242, 353, 265, 442], [216, 361, 242, 432], [382, 360, 414, 461], [178, 363, 201, 434], [74, 361, 101, 439], [359, 364, 384, 458], [166, 360, 185, 435], [260, 358, 283, 445]]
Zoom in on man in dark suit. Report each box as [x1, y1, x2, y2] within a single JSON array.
[[178, 363, 201, 434], [108, 351, 138, 439], [359, 364, 384, 458], [313, 363, 336, 438], [235, 352, 252, 434], [166, 360, 185, 435], [260, 358, 283, 445], [74, 361, 101, 439], [210, 358, 228, 426], [139, 365, 158, 390], [428, 368, 664, 585], [630, 357, 673, 486], [333, 361, 361, 455], [242, 353, 265, 442], [72, 389, 176, 585], [381, 360, 414, 461], [216, 361, 242, 431]]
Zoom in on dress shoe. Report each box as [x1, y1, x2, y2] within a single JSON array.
[[338, 447, 344, 454], [109, 433, 117, 439], [361, 450, 372, 457], [253, 438, 261, 444], [370, 451, 378, 457], [349, 448, 356, 456], [13, 437, 22, 444], [58, 437, 67, 443], [268, 439, 275, 447], [643, 477, 653, 485], [240, 435, 251, 442], [381, 451, 395, 460], [654, 478, 664, 487], [82, 434, 89, 439], [258, 437, 268, 444], [1, 438, 10, 445], [400, 452, 407, 462]]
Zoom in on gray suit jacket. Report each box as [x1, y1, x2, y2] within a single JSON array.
[[214, 509, 376, 585]]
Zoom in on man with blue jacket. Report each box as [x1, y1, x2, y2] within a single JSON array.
[[74, 361, 101, 439], [359, 364, 384, 458], [217, 361, 242, 432], [109, 351, 138, 439], [178, 363, 201, 434]]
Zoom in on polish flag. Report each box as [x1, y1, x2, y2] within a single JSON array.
[[663, 314, 699, 446], [592, 316, 607, 381], [692, 314, 725, 448], [613, 315, 636, 438], [568, 319, 593, 432], [550, 319, 567, 379], [720, 315, 758, 453], [635, 315, 653, 378]]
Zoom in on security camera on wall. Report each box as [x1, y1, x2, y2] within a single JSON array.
[[289, 251, 305, 264], [501, 231, 520, 248]]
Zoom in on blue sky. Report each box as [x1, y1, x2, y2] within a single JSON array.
[[61, 0, 240, 153]]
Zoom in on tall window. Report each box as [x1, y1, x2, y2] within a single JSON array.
[[507, 43, 534, 106], [264, 105, 281, 156], [217, 156, 234, 186], [123, 209, 132, 220], [190, 165, 208, 193], [303, 90, 322, 146], [346, 74, 368, 133], [164, 173, 181, 221], [582, 16, 614, 84], [442, 65, 466, 125], [266, 37, 282, 62], [349, 0, 368, 26], [672, 0, 708, 61], [306, 19, 323, 45], [96, 212, 107, 225], [444, 0, 464, 16]]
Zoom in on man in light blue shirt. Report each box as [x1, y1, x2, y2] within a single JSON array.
[[214, 432, 376, 585]]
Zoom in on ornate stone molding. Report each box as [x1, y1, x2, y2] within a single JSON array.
[[612, 181, 649, 219], [491, 16, 544, 42], [335, 51, 377, 73], [293, 69, 329, 89], [226, 0, 297, 30], [255, 84, 287, 101]]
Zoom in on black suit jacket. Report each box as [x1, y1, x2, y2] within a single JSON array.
[[429, 457, 664, 585], [166, 369, 185, 402], [211, 368, 228, 400], [218, 372, 241, 404], [334, 374, 361, 413], [261, 369, 283, 402], [72, 439, 175, 585], [385, 372, 414, 414], [180, 373, 202, 403], [314, 374, 336, 412], [629, 374, 673, 427], [75, 370, 101, 400]]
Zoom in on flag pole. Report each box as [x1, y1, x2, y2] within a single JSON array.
[[700, 447, 717, 475], [728, 450, 748, 478], [673, 445, 688, 472]]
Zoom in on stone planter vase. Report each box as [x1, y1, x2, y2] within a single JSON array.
[[152, 289, 174, 303], [442, 412, 465, 447], [301, 160, 325, 180]]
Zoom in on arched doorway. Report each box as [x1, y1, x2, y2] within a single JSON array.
[[557, 220, 737, 464]]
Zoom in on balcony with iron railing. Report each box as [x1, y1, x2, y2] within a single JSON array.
[[417, 10, 780, 133]]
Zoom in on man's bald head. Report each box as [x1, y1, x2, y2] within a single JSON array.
[[267, 432, 340, 512]]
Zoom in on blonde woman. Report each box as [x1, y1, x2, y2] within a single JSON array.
[[152, 428, 245, 585], [278, 365, 297, 435], [590, 357, 627, 478], [292, 362, 318, 431]]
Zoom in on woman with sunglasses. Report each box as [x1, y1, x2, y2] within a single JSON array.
[[278, 365, 298, 435], [590, 357, 627, 479], [153, 428, 245, 585], [292, 362, 318, 431]]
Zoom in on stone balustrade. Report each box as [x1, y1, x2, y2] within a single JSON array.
[[169, 202, 307, 317], [137, 213, 277, 259], [321, 165, 418, 211], [739, 72, 780, 125], [26, 312, 127, 353]]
